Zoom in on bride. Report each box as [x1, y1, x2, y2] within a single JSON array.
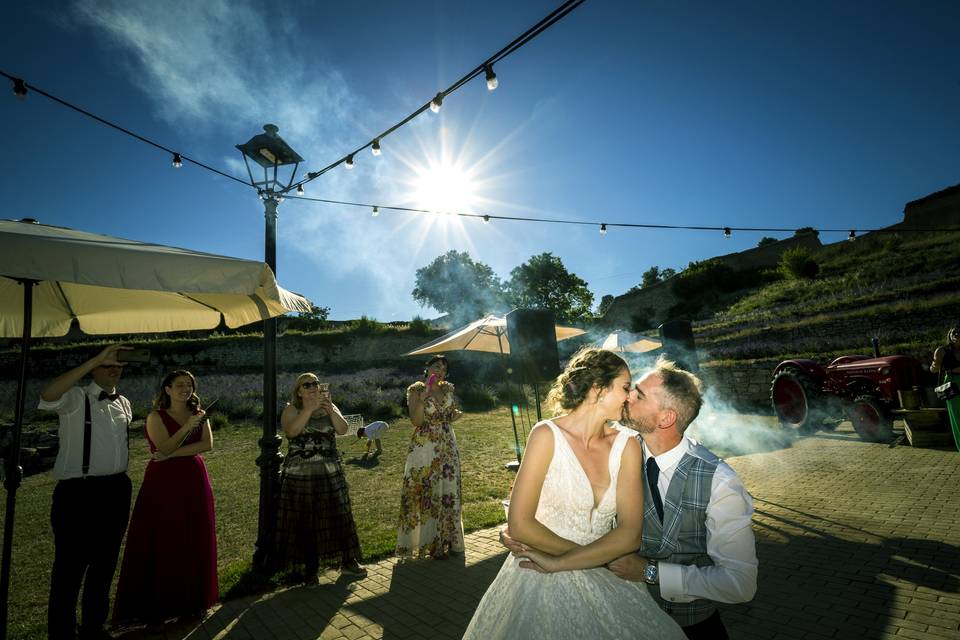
[[463, 348, 684, 639]]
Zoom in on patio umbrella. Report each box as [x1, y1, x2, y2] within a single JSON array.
[[0, 219, 312, 635], [597, 330, 663, 354], [404, 313, 585, 356]]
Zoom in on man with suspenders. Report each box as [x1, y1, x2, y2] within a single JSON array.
[[38, 344, 133, 640]]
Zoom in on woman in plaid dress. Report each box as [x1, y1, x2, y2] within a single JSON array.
[[275, 373, 366, 578]]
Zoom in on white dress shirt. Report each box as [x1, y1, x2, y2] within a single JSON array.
[[38, 381, 131, 480], [642, 437, 758, 604]]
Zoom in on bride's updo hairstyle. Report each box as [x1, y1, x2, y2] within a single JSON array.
[[546, 347, 628, 414]]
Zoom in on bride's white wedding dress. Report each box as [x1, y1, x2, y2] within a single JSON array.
[[463, 420, 685, 640]]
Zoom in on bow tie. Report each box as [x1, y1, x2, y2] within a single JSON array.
[[98, 391, 121, 402]]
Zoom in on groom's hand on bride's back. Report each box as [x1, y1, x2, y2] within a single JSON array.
[[607, 553, 646, 582]]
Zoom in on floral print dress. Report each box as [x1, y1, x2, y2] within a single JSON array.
[[396, 380, 464, 558]]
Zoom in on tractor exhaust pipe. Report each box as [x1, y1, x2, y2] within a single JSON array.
[[871, 336, 881, 358]]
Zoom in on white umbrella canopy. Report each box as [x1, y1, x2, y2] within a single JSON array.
[[598, 330, 663, 354], [0, 219, 311, 336], [405, 313, 586, 356]]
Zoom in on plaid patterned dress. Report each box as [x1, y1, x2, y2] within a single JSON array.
[[275, 414, 362, 571], [396, 381, 464, 558]]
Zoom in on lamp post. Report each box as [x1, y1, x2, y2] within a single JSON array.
[[236, 124, 303, 572]]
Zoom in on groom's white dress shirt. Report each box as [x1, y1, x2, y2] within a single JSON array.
[[642, 437, 758, 604]]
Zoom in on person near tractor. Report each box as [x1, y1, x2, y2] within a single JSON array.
[[930, 326, 960, 377]]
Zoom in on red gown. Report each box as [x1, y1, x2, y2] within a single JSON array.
[[113, 410, 218, 624]]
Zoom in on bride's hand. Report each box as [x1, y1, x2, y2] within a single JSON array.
[[517, 548, 563, 573]]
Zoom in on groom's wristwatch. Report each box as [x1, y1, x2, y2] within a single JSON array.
[[643, 560, 659, 585]]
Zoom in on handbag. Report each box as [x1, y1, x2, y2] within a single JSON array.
[[934, 380, 959, 401]]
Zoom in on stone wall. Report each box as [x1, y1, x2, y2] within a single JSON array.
[[701, 360, 779, 409]]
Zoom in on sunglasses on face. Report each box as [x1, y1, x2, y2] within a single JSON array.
[[301, 381, 321, 389]]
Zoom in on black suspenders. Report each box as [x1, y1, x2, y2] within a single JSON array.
[[81, 393, 130, 477]]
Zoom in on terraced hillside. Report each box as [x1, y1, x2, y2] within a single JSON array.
[[690, 229, 960, 406]]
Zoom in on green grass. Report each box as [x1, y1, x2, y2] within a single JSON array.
[[1, 409, 522, 640]]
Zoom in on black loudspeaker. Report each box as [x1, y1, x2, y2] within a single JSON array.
[[506, 309, 561, 383], [658, 319, 699, 373]]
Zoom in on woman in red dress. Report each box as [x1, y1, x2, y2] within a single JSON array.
[[113, 370, 218, 627]]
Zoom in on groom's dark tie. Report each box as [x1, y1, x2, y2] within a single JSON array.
[[646, 457, 664, 523]]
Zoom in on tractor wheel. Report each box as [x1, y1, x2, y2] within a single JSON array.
[[770, 369, 824, 434], [849, 395, 893, 443]]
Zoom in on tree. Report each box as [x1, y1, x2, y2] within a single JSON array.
[[641, 266, 662, 288], [794, 226, 819, 238], [598, 294, 615, 316], [285, 304, 331, 332], [757, 236, 778, 247], [779, 247, 820, 280], [412, 250, 503, 322], [504, 252, 594, 323]]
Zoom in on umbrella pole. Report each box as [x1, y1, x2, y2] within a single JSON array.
[[1, 279, 35, 638], [497, 333, 522, 468]]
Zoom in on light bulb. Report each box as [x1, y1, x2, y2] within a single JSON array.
[[600, 223, 608, 236], [485, 65, 498, 91], [345, 154, 354, 169], [430, 92, 443, 113], [372, 206, 380, 217], [848, 230, 856, 242], [371, 139, 381, 156], [296, 184, 305, 196], [13, 78, 27, 101], [483, 215, 490, 224], [172, 153, 182, 169], [723, 227, 731, 238]]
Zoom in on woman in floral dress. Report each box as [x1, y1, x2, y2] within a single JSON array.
[[397, 355, 464, 559]]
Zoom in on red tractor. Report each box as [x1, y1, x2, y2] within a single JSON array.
[[770, 352, 927, 442]]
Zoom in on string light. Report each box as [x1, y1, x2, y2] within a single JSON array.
[[483, 214, 490, 224], [345, 154, 354, 169], [848, 230, 856, 242], [485, 65, 498, 91], [371, 139, 381, 156], [12, 77, 27, 101], [172, 153, 182, 168], [723, 227, 731, 238], [296, 184, 305, 196], [600, 223, 608, 236], [430, 92, 444, 113], [372, 206, 379, 217]]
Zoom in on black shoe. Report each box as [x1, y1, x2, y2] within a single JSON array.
[[340, 560, 367, 577], [78, 626, 114, 640]]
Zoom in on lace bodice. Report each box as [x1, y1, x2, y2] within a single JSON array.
[[535, 420, 632, 546]]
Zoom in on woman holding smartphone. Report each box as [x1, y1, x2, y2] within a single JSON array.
[[113, 370, 218, 627], [275, 373, 366, 578], [397, 355, 464, 559]]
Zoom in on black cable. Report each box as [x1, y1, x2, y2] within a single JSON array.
[[284, 194, 957, 235], [0, 71, 249, 187]]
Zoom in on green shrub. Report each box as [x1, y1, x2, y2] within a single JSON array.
[[348, 316, 384, 336], [209, 412, 230, 431], [779, 247, 820, 280], [458, 385, 500, 411], [408, 316, 432, 336]]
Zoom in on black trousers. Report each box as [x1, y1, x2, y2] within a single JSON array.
[[48, 473, 131, 639], [682, 610, 728, 640]]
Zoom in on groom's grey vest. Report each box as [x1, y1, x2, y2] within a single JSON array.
[[639, 441, 720, 627]]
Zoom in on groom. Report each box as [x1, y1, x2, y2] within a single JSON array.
[[607, 357, 757, 639]]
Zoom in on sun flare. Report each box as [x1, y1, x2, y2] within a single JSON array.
[[413, 162, 477, 214]]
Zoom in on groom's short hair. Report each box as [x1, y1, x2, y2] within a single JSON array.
[[654, 357, 703, 433]]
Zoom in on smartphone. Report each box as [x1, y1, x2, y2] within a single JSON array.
[[116, 348, 150, 363]]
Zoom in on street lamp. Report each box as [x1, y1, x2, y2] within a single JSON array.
[[236, 124, 303, 572]]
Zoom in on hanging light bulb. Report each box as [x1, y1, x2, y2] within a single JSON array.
[[430, 92, 444, 113], [723, 227, 731, 238], [484, 65, 498, 91], [258, 190, 266, 201], [482, 214, 490, 224], [12, 78, 27, 101], [848, 230, 856, 242], [600, 223, 608, 236], [371, 139, 382, 156], [345, 154, 354, 169], [172, 153, 183, 168], [372, 206, 380, 217], [296, 184, 305, 196]]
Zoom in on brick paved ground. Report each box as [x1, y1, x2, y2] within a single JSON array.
[[124, 424, 960, 640]]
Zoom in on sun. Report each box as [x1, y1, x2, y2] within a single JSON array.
[[413, 161, 477, 214]]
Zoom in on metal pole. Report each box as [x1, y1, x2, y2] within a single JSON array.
[[1, 279, 35, 638], [253, 196, 283, 572]]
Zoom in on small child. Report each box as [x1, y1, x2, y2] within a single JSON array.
[[358, 420, 388, 460]]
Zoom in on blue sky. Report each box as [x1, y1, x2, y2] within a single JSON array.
[[3, 1, 959, 321]]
